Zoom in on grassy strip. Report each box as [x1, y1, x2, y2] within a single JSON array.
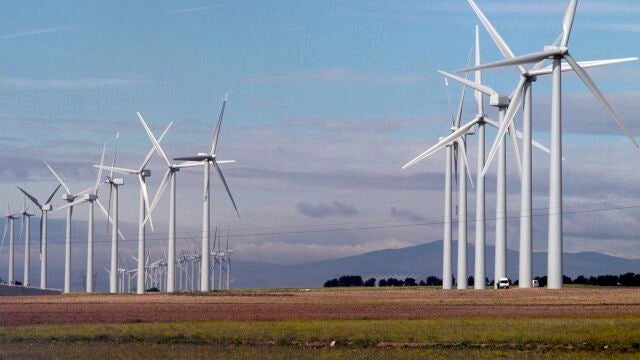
[[0, 343, 630, 360], [2, 318, 640, 352]]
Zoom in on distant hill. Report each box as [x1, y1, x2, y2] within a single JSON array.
[[230, 241, 640, 288]]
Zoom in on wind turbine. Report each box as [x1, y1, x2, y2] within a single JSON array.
[[18, 200, 35, 287], [171, 96, 240, 292], [225, 230, 233, 290], [96, 121, 172, 294], [138, 113, 202, 293], [438, 35, 526, 287], [1, 205, 18, 284], [17, 185, 60, 288], [100, 133, 128, 293], [44, 162, 77, 293], [460, 0, 639, 288], [54, 144, 122, 293], [46, 146, 119, 293], [402, 68, 475, 289]]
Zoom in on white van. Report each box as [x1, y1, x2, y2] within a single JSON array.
[[532, 279, 540, 288], [496, 278, 510, 289]]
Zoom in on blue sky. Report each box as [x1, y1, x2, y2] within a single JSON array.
[[1, 0, 640, 288]]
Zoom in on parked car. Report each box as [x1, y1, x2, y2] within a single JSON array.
[[496, 278, 510, 289]]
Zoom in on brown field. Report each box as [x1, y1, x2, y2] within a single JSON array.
[[2, 287, 640, 326]]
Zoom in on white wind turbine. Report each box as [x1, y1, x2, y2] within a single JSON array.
[[438, 64, 556, 288], [403, 70, 475, 290], [95, 121, 172, 294], [46, 146, 121, 293], [17, 185, 60, 289], [1, 205, 19, 284], [138, 113, 202, 293], [54, 144, 123, 293], [171, 96, 240, 292], [460, 0, 638, 288], [224, 230, 233, 290]]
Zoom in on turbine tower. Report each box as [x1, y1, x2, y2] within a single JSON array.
[[17, 185, 60, 289], [56, 145, 121, 293], [402, 78, 474, 290], [172, 96, 240, 292], [1, 205, 18, 284], [44, 162, 77, 293], [96, 120, 172, 294], [18, 200, 35, 286], [139, 113, 200, 293], [460, 0, 638, 288]]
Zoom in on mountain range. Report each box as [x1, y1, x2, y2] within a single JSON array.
[[230, 241, 640, 288]]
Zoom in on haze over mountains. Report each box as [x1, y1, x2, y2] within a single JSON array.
[[231, 241, 640, 288], [3, 217, 639, 290]]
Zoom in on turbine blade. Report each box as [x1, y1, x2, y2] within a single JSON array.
[[110, 132, 120, 179], [106, 184, 113, 237], [474, 25, 484, 114], [456, 138, 474, 189], [507, 122, 523, 181], [54, 198, 86, 211], [0, 219, 6, 255], [481, 77, 526, 177], [214, 162, 240, 218], [402, 117, 481, 169], [454, 81, 466, 128], [137, 112, 171, 167], [93, 165, 137, 175], [439, 70, 496, 97], [466, 0, 527, 74], [16, 186, 41, 209], [139, 121, 173, 172], [485, 117, 551, 155], [458, 48, 562, 73], [18, 214, 24, 244], [444, 77, 456, 127], [137, 174, 154, 231], [210, 95, 228, 155], [173, 161, 206, 169], [45, 184, 61, 206], [44, 162, 71, 195], [173, 156, 209, 162], [143, 169, 171, 228], [95, 143, 107, 196], [96, 199, 126, 241], [529, 57, 639, 77], [565, 53, 639, 147], [75, 185, 100, 197], [561, 0, 579, 47]]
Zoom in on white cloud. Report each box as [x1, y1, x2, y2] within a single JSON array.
[[0, 78, 144, 90], [245, 68, 426, 84], [235, 238, 415, 264], [0, 27, 69, 40]]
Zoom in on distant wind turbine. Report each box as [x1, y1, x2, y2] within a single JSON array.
[[17, 185, 60, 289]]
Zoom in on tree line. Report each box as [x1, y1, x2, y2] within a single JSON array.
[[323, 275, 443, 288], [323, 272, 640, 288]]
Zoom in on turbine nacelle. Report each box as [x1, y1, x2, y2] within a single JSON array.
[[61, 194, 75, 202], [543, 45, 569, 55], [83, 194, 98, 201], [140, 169, 151, 178], [489, 94, 510, 107], [106, 178, 124, 186]]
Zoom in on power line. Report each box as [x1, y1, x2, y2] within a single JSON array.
[[3, 199, 640, 248]]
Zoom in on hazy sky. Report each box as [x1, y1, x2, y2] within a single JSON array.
[[1, 0, 640, 287]]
